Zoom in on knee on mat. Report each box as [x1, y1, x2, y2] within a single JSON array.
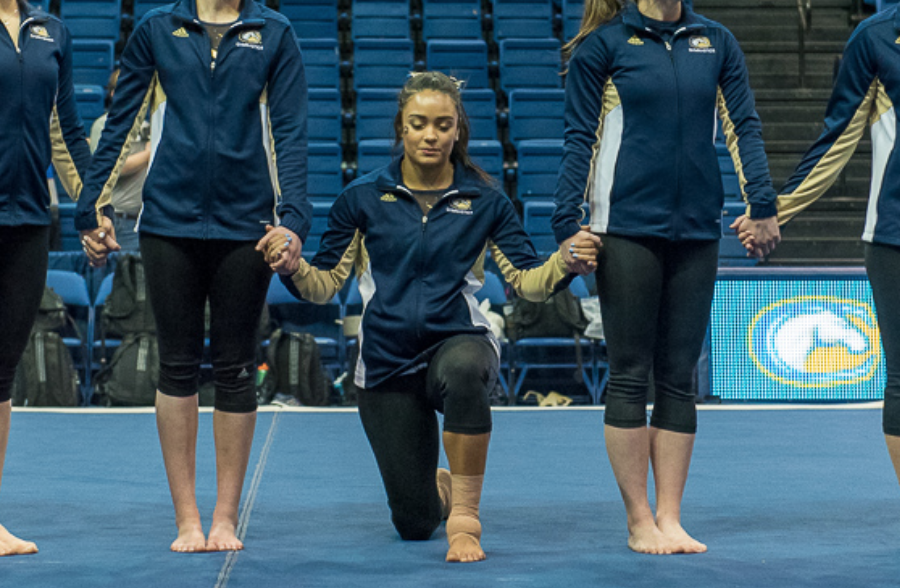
[[392, 514, 439, 541]]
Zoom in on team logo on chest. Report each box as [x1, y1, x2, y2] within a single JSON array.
[[688, 36, 715, 54], [448, 198, 473, 215], [236, 30, 264, 50], [29, 25, 54, 42]]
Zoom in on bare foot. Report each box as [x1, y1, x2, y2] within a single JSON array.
[[0, 524, 38, 557], [446, 514, 485, 563], [627, 521, 673, 555], [657, 519, 707, 554], [207, 521, 243, 552], [436, 468, 452, 521], [171, 523, 207, 553]]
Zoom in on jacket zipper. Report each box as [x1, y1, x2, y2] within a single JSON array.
[[13, 19, 34, 220], [193, 19, 214, 238]]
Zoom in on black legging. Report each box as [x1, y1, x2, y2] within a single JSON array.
[[865, 242, 900, 436], [596, 234, 719, 434], [140, 233, 271, 413], [0, 226, 50, 403], [357, 334, 496, 541]]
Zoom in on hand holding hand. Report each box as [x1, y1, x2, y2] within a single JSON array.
[[79, 216, 121, 268], [559, 226, 603, 275], [730, 214, 781, 259], [257, 225, 303, 275]]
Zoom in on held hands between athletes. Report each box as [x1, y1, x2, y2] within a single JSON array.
[[79, 219, 303, 271], [265, 224, 603, 277]]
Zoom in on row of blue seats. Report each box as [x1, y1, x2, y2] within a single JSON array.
[[38, 0, 587, 45]]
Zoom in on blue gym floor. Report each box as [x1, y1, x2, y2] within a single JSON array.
[[2, 406, 898, 588]]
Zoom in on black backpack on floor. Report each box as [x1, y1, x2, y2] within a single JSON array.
[[93, 333, 160, 406], [267, 329, 330, 406]]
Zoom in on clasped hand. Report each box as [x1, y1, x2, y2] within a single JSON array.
[[257, 224, 303, 275], [729, 215, 781, 259], [559, 226, 603, 275]]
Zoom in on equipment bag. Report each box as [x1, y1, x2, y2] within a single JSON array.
[[102, 254, 156, 338], [267, 329, 330, 406], [505, 289, 589, 342], [12, 331, 79, 407], [93, 333, 160, 406]]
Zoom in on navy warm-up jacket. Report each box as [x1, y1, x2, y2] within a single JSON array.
[[283, 159, 571, 389], [0, 4, 90, 226], [75, 0, 311, 242], [552, 2, 776, 244], [778, 7, 900, 246]]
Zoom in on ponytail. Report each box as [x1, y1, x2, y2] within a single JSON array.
[[562, 0, 625, 65]]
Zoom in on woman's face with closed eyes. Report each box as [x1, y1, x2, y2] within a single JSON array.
[[400, 90, 460, 173]]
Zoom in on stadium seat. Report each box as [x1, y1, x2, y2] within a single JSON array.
[[266, 276, 344, 380], [516, 139, 563, 200], [491, 0, 554, 40], [468, 140, 504, 183], [498, 38, 562, 94], [351, 0, 410, 39], [426, 40, 490, 89], [877, 0, 899, 10], [356, 140, 397, 176], [74, 84, 106, 131], [508, 88, 564, 144], [308, 88, 342, 144], [300, 39, 341, 90], [279, 0, 339, 40], [59, 0, 123, 42], [509, 275, 601, 403], [45, 269, 94, 401], [352, 38, 414, 91], [522, 199, 588, 257], [72, 39, 114, 88], [308, 142, 343, 200], [355, 88, 397, 143], [461, 88, 498, 141], [719, 200, 757, 266], [422, 0, 482, 40], [561, 0, 583, 41], [132, 0, 170, 21]]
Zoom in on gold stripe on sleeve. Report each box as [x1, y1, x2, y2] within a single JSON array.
[[776, 79, 878, 224], [290, 231, 361, 303], [489, 242, 568, 302], [49, 106, 84, 201]]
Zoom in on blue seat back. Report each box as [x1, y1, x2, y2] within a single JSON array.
[[491, 0, 553, 40], [426, 40, 489, 89], [422, 0, 482, 40], [516, 139, 563, 200], [308, 142, 343, 200], [468, 140, 504, 183], [352, 0, 410, 39], [72, 39, 114, 88], [357, 140, 396, 176], [475, 270, 507, 306], [561, 0, 583, 41], [279, 0, 339, 39], [308, 88, 342, 143], [356, 88, 398, 142], [499, 38, 561, 93], [353, 39, 414, 91], [462, 88, 498, 141], [133, 0, 171, 21], [300, 39, 341, 90], [60, 0, 122, 41], [74, 84, 106, 130], [508, 89, 564, 144]]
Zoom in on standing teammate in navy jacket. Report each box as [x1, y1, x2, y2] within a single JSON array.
[[76, 0, 311, 553], [552, 0, 779, 554], [743, 7, 900, 494], [0, 0, 90, 557], [272, 72, 600, 563]]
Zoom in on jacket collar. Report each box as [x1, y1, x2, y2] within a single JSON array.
[[172, 0, 265, 27], [21, 3, 50, 24], [374, 156, 485, 199], [621, 1, 705, 36]]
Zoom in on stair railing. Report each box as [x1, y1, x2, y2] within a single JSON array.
[[797, 0, 813, 86]]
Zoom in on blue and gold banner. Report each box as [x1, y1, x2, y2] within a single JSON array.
[[711, 273, 885, 401]]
